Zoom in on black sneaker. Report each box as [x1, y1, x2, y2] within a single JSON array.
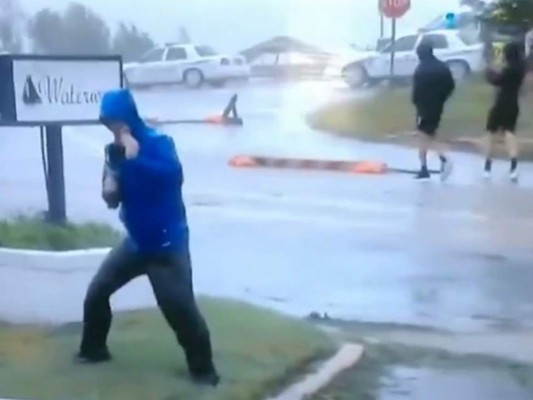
[[414, 168, 431, 180], [74, 348, 112, 364], [440, 159, 453, 182], [190, 369, 220, 387]]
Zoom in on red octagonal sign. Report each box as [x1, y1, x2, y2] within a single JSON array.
[[380, 0, 411, 19]]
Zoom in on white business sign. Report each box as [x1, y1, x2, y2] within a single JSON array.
[[12, 58, 122, 123]]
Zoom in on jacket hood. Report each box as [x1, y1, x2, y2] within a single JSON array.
[[417, 41, 435, 61], [99, 89, 153, 141], [504, 41, 524, 65]]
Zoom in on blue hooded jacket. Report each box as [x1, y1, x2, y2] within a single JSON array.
[[99, 89, 188, 254]]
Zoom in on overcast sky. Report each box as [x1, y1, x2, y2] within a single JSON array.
[[20, 0, 461, 53]]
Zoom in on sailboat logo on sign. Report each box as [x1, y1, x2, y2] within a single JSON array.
[[22, 75, 42, 105]]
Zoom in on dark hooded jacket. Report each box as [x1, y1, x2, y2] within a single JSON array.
[[99, 89, 188, 254], [487, 41, 526, 109], [412, 41, 455, 117]]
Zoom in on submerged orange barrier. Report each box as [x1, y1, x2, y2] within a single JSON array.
[[228, 155, 388, 175]]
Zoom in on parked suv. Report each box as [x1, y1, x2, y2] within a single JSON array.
[[342, 29, 484, 88]]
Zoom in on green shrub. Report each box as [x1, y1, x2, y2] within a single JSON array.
[[0, 215, 122, 250]]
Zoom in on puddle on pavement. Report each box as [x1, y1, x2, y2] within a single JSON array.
[[311, 330, 533, 400], [379, 366, 533, 400]]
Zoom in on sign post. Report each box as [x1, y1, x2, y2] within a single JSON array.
[[390, 18, 397, 78], [45, 124, 66, 223], [379, 0, 411, 80], [0, 55, 123, 224]]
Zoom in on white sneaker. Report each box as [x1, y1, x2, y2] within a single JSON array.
[[483, 170, 491, 180], [440, 159, 453, 182], [510, 168, 519, 182]]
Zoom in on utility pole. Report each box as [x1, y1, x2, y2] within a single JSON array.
[[390, 18, 397, 78]]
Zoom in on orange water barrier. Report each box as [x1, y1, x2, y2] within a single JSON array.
[[228, 155, 388, 175]]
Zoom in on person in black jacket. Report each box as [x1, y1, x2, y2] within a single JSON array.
[[412, 40, 456, 181], [484, 41, 526, 181]]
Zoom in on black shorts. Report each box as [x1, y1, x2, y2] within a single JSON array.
[[417, 113, 441, 136], [486, 105, 519, 133]]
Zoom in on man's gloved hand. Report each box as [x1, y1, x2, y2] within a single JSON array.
[[102, 144, 123, 209], [102, 169, 120, 209], [100, 127, 138, 209], [106, 142, 126, 167]]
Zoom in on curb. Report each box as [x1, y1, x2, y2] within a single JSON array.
[[229, 156, 388, 175], [146, 115, 243, 126], [0, 247, 110, 257], [267, 343, 364, 400]]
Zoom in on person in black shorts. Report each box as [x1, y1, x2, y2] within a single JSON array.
[[412, 40, 455, 181], [484, 41, 526, 181]]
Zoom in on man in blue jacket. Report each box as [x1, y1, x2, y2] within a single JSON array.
[[77, 88, 219, 386]]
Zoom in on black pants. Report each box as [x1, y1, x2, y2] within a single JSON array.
[[416, 109, 442, 137], [80, 240, 215, 374], [486, 104, 520, 133]]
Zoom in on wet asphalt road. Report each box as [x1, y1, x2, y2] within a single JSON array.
[[2, 80, 533, 333]]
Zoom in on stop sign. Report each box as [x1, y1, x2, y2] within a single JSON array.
[[379, 0, 411, 19]]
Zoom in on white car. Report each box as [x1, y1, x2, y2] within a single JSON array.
[[123, 44, 250, 88], [342, 29, 484, 88]]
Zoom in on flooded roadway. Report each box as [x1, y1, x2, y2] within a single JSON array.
[[2, 80, 533, 335]]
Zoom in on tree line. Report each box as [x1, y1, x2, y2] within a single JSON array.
[[459, 0, 533, 29], [488, 0, 533, 29], [0, 0, 531, 62], [0, 0, 190, 62]]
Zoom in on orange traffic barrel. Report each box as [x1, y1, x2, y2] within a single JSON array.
[[228, 155, 258, 168], [205, 114, 225, 124], [349, 161, 388, 174]]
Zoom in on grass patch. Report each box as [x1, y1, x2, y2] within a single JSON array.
[[0, 296, 334, 400], [309, 79, 533, 157], [0, 215, 122, 250]]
